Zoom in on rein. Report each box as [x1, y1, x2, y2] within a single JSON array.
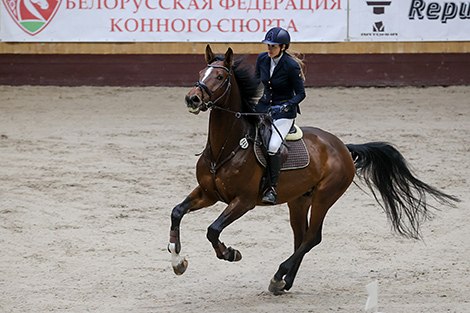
[[211, 105, 267, 118]]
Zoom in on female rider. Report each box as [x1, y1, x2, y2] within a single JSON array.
[[254, 27, 306, 205]]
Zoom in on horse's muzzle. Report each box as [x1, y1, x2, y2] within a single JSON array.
[[185, 94, 207, 114]]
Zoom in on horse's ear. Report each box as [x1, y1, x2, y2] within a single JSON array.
[[224, 47, 233, 69], [205, 44, 214, 64]]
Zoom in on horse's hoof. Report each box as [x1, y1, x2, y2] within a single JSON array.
[[230, 247, 242, 262], [268, 277, 286, 294], [172, 258, 188, 276], [224, 247, 242, 262]]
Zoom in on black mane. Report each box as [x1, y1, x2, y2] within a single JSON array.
[[232, 57, 260, 114], [211, 55, 261, 124]]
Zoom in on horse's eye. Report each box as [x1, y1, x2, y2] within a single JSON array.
[[217, 75, 224, 81]]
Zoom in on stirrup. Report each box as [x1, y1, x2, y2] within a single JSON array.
[[262, 187, 278, 205]]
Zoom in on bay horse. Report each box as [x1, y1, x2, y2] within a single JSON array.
[[168, 45, 459, 293]]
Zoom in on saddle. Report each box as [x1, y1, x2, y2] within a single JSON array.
[[286, 124, 303, 141], [254, 117, 310, 171]]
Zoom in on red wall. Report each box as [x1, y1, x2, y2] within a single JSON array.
[[1, 53, 469, 86]]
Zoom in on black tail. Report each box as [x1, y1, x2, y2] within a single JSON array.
[[346, 142, 460, 239]]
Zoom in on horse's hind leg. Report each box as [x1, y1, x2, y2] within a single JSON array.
[[269, 196, 318, 292], [279, 222, 323, 292], [286, 196, 324, 290], [288, 196, 311, 251], [169, 186, 216, 275], [270, 176, 351, 293], [269, 199, 323, 293]]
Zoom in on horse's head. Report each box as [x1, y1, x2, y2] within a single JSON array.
[[185, 45, 234, 114]]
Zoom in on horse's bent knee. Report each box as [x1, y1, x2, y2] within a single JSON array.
[[171, 202, 191, 227], [171, 196, 196, 223], [206, 224, 221, 244], [171, 205, 184, 221]]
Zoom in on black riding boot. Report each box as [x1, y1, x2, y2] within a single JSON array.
[[262, 151, 282, 205]]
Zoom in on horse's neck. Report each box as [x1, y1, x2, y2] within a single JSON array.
[[207, 94, 248, 159]]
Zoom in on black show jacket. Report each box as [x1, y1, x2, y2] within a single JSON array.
[[254, 51, 306, 119]]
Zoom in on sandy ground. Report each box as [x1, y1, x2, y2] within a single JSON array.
[[0, 85, 469, 312]]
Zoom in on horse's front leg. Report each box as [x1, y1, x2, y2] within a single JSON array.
[[169, 186, 216, 275], [206, 197, 254, 262]]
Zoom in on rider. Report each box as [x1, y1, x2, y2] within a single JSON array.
[[254, 27, 306, 205]]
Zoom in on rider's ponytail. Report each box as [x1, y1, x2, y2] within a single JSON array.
[[285, 49, 306, 82]]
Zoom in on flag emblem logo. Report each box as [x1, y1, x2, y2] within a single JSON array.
[[2, 0, 61, 35]]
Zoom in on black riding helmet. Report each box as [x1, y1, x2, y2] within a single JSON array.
[[262, 27, 291, 50]]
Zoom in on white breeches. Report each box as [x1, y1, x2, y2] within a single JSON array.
[[268, 118, 294, 155]]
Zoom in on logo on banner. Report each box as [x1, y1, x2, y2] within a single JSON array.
[[408, 0, 470, 23], [361, 1, 398, 37], [2, 0, 61, 35]]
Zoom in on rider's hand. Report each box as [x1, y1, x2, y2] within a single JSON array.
[[269, 105, 282, 117]]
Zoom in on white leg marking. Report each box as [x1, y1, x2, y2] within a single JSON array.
[[168, 243, 184, 267]]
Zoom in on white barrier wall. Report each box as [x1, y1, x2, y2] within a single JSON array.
[[349, 0, 470, 41], [1, 0, 469, 41]]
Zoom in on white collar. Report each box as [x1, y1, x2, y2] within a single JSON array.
[[271, 52, 283, 65], [270, 52, 283, 77]]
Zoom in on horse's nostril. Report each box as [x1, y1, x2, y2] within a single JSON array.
[[191, 95, 200, 104]]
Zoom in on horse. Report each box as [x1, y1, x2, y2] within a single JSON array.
[[168, 45, 459, 293]]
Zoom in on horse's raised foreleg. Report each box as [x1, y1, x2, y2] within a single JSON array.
[[169, 186, 216, 275], [206, 197, 254, 262]]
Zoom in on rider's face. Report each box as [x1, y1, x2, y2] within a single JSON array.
[[267, 44, 282, 58]]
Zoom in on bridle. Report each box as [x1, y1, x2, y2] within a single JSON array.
[[194, 64, 232, 109], [194, 63, 268, 119], [192, 62, 270, 203]]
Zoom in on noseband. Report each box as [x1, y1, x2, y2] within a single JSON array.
[[194, 64, 232, 109]]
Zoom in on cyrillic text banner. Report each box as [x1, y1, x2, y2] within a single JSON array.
[[0, 0, 346, 41]]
